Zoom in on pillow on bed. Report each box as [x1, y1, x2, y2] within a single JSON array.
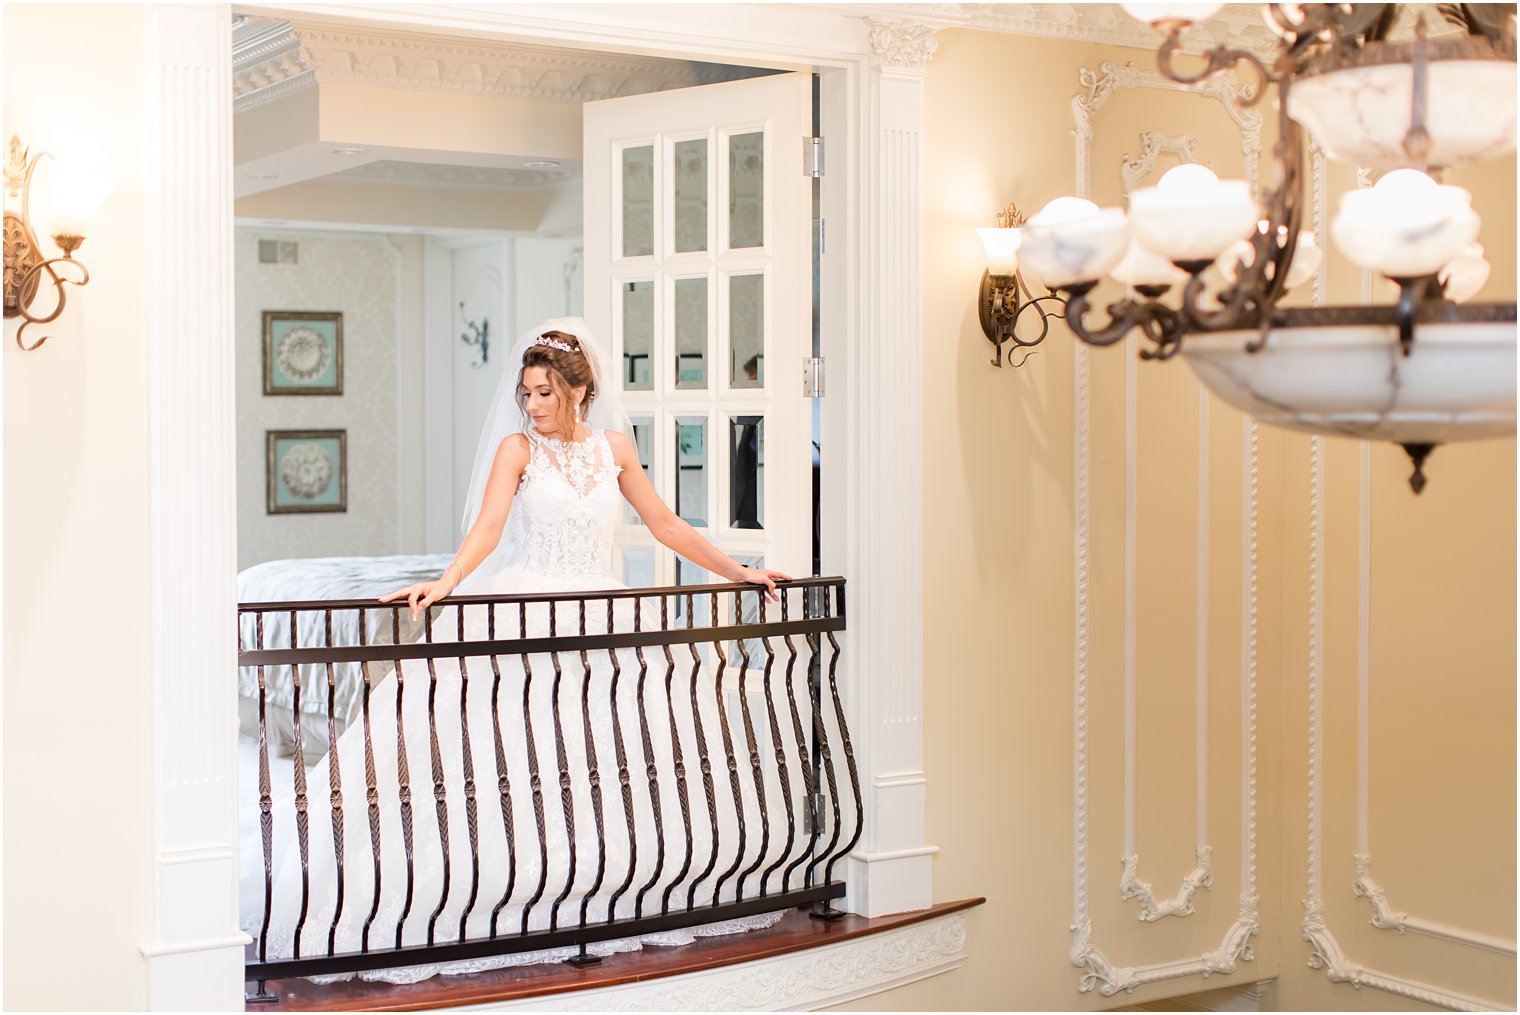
[[237, 554, 450, 757]]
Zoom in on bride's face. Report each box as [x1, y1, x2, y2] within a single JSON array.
[[520, 366, 587, 436]]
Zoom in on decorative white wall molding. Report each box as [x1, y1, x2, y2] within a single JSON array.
[[1122, 847, 1215, 922], [233, 18, 762, 112], [1074, 63, 1262, 198], [1121, 131, 1200, 196], [473, 913, 969, 1011], [864, 17, 939, 69], [1352, 855, 1517, 957], [1070, 61, 1261, 996], [328, 159, 576, 192], [1300, 440, 1513, 1012]]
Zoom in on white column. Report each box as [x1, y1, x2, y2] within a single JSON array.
[[142, 4, 247, 1008], [836, 18, 939, 918]]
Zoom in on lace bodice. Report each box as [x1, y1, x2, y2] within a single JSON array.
[[496, 429, 623, 583]]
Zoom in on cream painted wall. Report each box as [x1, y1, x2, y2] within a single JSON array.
[[3, 5, 158, 1008], [236, 228, 409, 569], [835, 25, 1514, 1014]]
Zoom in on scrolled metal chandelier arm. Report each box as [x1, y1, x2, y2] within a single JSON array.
[[1154, 30, 1273, 105], [1063, 282, 1184, 357], [12, 255, 90, 352]]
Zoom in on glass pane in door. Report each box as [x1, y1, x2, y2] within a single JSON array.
[[621, 145, 654, 258], [675, 416, 708, 527], [674, 276, 708, 390], [729, 415, 764, 529], [673, 138, 708, 253], [626, 416, 655, 524], [730, 273, 764, 388], [729, 131, 764, 249], [622, 280, 653, 391]]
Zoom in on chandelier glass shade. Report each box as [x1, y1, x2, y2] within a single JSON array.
[[1023, 3, 1517, 491]]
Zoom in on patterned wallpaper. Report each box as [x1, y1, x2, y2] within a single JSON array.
[[236, 229, 403, 570]]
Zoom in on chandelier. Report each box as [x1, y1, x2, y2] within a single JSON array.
[[1011, 3, 1516, 492]]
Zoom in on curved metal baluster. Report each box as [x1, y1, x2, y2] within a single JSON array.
[[605, 598, 639, 922], [796, 608, 840, 890], [632, 595, 667, 918], [424, 607, 453, 946], [733, 591, 770, 900], [658, 593, 694, 916], [574, 600, 609, 930], [821, 624, 863, 886], [255, 612, 274, 963], [359, 611, 383, 952], [290, 609, 312, 957], [519, 602, 551, 936], [685, 594, 721, 910], [753, 594, 791, 898], [456, 607, 483, 942], [323, 609, 347, 955], [486, 606, 518, 938], [711, 594, 747, 905], [779, 593, 816, 892], [547, 604, 579, 931], [393, 609, 416, 950], [807, 592, 845, 887]]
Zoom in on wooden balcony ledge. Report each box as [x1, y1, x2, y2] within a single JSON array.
[[249, 898, 984, 1012]]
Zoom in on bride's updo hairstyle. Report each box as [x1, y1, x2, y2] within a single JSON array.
[[516, 330, 598, 437]]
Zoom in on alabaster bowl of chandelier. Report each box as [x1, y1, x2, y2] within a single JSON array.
[[991, 2, 1518, 491]]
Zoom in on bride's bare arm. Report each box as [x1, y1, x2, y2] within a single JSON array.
[[607, 430, 792, 597], [379, 434, 530, 616]]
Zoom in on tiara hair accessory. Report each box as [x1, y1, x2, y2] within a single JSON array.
[[533, 334, 578, 354]]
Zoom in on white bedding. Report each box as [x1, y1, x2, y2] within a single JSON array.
[[237, 554, 452, 727]]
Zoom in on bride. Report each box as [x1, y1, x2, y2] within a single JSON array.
[[243, 317, 793, 984]]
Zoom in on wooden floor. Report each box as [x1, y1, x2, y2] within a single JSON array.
[[247, 898, 984, 1012]]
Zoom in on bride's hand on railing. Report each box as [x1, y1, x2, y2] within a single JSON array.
[[379, 567, 461, 619], [738, 567, 792, 602]]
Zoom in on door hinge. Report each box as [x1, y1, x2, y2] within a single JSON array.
[[803, 356, 825, 397], [804, 136, 824, 178]]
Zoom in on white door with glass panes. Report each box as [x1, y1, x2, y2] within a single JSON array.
[[584, 73, 812, 592]]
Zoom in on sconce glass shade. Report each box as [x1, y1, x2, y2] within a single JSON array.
[[45, 161, 115, 241], [1121, 3, 1223, 26], [1440, 244, 1490, 302], [1018, 198, 1129, 289], [1110, 239, 1187, 288], [1129, 163, 1257, 264], [1332, 169, 1479, 278], [977, 226, 1022, 275], [1291, 56, 1517, 171]]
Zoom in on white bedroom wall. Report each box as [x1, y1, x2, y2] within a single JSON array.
[[235, 227, 413, 569]]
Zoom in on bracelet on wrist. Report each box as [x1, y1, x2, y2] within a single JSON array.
[[444, 561, 464, 584]]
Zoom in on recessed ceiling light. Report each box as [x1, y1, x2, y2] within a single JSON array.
[[245, 172, 279, 180], [332, 147, 368, 156], [523, 160, 560, 169]]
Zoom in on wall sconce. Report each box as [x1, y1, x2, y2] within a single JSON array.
[[459, 301, 489, 367], [4, 135, 114, 351], [977, 202, 1067, 367]]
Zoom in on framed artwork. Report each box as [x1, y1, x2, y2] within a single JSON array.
[[266, 429, 347, 514], [263, 310, 343, 395]]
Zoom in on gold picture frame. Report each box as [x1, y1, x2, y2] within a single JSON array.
[[263, 310, 344, 396], [266, 429, 348, 514]]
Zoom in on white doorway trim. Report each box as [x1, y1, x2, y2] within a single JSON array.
[[163, 4, 940, 1005]]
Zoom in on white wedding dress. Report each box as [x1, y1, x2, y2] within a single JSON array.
[[241, 429, 790, 984]]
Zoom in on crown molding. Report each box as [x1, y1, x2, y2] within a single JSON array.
[[327, 160, 577, 192], [232, 17, 764, 113]]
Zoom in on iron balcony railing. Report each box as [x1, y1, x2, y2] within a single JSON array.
[[237, 577, 860, 1000]]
